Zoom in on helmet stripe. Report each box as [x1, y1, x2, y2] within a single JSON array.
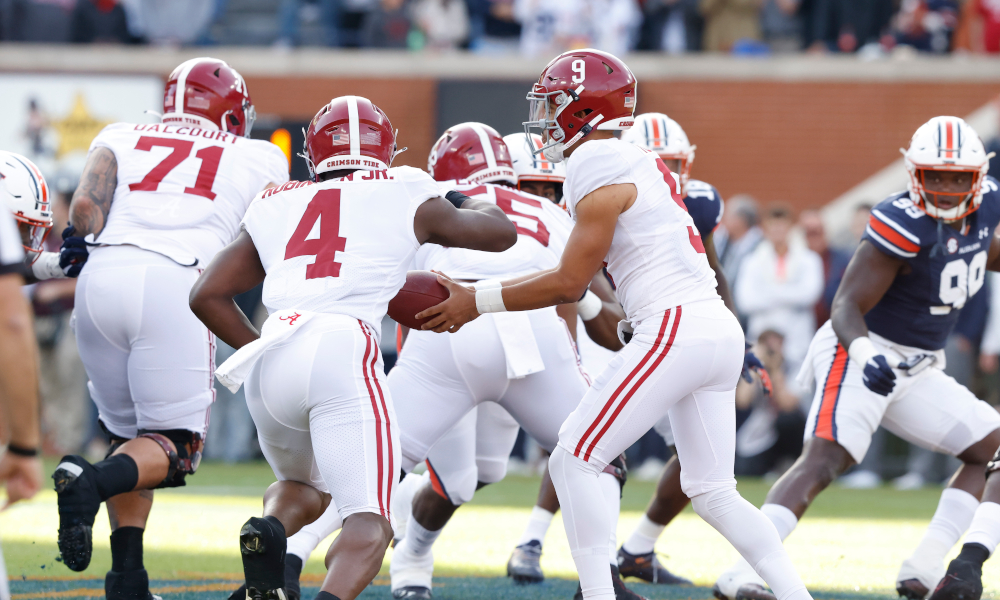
[[472, 124, 497, 169], [661, 117, 669, 148], [531, 135, 551, 170], [347, 96, 361, 158], [651, 118, 661, 148], [9, 154, 40, 204], [945, 120, 954, 159], [174, 58, 202, 116]]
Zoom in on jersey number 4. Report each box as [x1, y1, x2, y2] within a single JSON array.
[[285, 189, 347, 279], [129, 136, 223, 200]]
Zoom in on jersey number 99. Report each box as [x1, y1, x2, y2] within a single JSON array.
[[939, 251, 987, 310]]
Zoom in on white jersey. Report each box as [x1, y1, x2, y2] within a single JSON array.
[[90, 122, 289, 267], [0, 207, 24, 274], [414, 181, 574, 279], [242, 166, 441, 330], [564, 139, 718, 324]]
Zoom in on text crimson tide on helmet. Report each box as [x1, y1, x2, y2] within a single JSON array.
[[0, 151, 52, 261], [303, 96, 402, 179], [524, 49, 637, 163], [902, 116, 994, 222], [162, 57, 255, 137], [428, 123, 516, 185]]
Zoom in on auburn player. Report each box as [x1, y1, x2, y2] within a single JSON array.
[[419, 49, 812, 600], [48, 57, 289, 600], [0, 151, 63, 281], [388, 122, 639, 600], [504, 131, 566, 204], [714, 116, 1000, 600], [190, 99, 516, 600]]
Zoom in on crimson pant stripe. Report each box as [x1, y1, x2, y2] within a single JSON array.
[[366, 323, 394, 518], [582, 307, 681, 462], [573, 309, 673, 460], [358, 320, 386, 518]]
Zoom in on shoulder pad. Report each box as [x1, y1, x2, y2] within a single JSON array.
[[865, 193, 927, 258]]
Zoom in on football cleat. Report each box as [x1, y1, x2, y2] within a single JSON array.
[[713, 560, 772, 600], [390, 537, 434, 597], [507, 540, 544, 584], [53, 456, 102, 572], [928, 556, 984, 600], [228, 554, 302, 600], [239, 517, 288, 600], [712, 583, 777, 600], [571, 566, 649, 600], [392, 586, 432, 599], [105, 568, 162, 600], [897, 579, 931, 600], [897, 552, 946, 600], [617, 547, 691, 585]]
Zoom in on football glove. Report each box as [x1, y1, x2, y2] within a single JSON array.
[[59, 225, 90, 278], [742, 344, 772, 397], [861, 355, 896, 396]]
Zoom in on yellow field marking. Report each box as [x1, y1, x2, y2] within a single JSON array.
[[13, 582, 239, 599]]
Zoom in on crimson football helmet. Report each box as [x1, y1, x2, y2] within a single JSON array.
[[303, 96, 402, 179], [428, 122, 516, 185], [524, 49, 637, 162], [162, 57, 255, 137]]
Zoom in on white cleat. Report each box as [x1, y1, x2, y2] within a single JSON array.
[[392, 472, 426, 543], [390, 536, 435, 597], [896, 555, 946, 599], [713, 559, 771, 600]]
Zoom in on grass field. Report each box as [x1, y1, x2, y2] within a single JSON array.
[[4, 460, 1000, 599]]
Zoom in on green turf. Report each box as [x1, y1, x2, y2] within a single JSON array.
[[3, 460, 985, 600]]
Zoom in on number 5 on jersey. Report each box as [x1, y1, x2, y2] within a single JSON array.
[[285, 189, 347, 279]]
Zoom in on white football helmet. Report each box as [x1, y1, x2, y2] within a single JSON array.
[[0, 151, 52, 261], [620, 113, 696, 194], [503, 132, 566, 185], [902, 116, 993, 222]]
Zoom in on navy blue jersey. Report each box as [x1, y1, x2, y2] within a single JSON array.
[[862, 176, 1000, 350], [683, 179, 723, 240]]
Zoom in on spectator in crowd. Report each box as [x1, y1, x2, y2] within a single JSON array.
[[890, 0, 960, 53], [118, 0, 216, 45], [634, 0, 703, 53], [958, 0, 1000, 53], [698, 0, 762, 51], [799, 209, 850, 326], [468, 0, 521, 52], [0, 0, 77, 42], [714, 193, 763, 301], [761, 0, 803, 51], [274, 0, 341, 47], [831, 201, 873, 255], [363, 0, 411, 48], [805, 0, 893, 53], [734, 203, 823, 380], [734, 330, 807, 477], [70, 0, 134, 43], [412, 0, 470, 49], [514, 0, 640, 57]]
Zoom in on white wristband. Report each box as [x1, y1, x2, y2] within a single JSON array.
[[577, 290, 603, 321], [473, 279, 502, 291], [475, 287, 507, 314], [31, 252, 65, 280], [848, 336, 879, 368]]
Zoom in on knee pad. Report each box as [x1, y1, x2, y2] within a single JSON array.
[[99, 420, 131, 460], [690, 485, 741, 522], [602, 454, 628, 496], [137, 429, 203, 489]]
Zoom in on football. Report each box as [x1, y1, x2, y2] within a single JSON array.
[[388, 270, 451, 329]]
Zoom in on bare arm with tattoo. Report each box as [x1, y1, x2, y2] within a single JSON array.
[[69, 147, 118, 238]]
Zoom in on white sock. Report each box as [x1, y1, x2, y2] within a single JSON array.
[[517, 506, 555, 546], [963, 502, 1000, 555], [622, 515, 666, 556], [405, 518, 443, 558], [906, 488, 979, 568], [286, 502, 343, 562], [760, 504, 798, 542], [549, 447, 615, 600], [692, 487, 811, 600], [599, 471, 621, 566]]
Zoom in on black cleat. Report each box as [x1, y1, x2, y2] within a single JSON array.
[[617, 547, 692, 585], [712, 583, 777, 600], [507, 540, 544, 584], [240, 516, 288, 600], [229, 554, 302, 600], [928, 557, 984, 600], [106, 568, 163, 600], [572, 566, 649, 600], [898, 578, 931, 600], [392, 586, 432, 599], [53, 456, 101, 572]]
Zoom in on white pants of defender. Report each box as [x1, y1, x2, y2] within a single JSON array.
[[424, 402, 520, 505], [803, 321, 1000, 463], [557, 299, 743, 496], [391, 307, 589, 472], [73, 245, 215, 439], [245, 314, 399, 526]]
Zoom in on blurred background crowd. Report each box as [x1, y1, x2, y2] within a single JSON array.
[[4, 0, 1000, 56]]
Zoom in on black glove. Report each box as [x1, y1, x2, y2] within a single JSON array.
[[59, 225, 90, 278], [861, 355, 896, 396], [742, 344, 772, 396]]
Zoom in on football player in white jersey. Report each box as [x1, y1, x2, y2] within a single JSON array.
[[0, 151, 63, 281], [417, 49, 814, 600], [49, 57, 290, 600], [386, 122, 638, 600], [189, 98, 516, 600]]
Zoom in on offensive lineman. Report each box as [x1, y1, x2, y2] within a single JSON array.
[[190, 97, 517, 600], [713, 116, 1000, 600], [418, 49, 813, 600], [50, 58, 290, 600]]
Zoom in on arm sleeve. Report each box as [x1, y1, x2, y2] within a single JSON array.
[[0, 210, 26, 276]]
